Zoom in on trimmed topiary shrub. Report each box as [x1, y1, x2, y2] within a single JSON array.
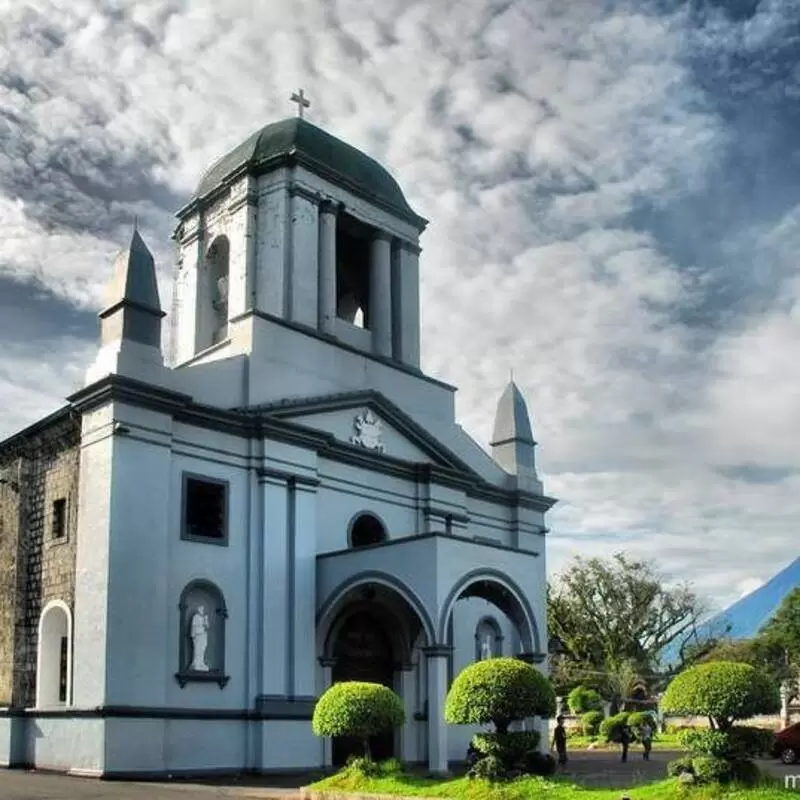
[[661, 662, 780, 731], [662, 662, 780, 783], [599, 711, 630, 743], [691, 755, 733, 784], [446, 657, 557, 733], [627, 711, 655, 732], [448, 658, 555, 781], [522, 751, 557, 777], [312, 681, 405, 760], [467, 755, 505, 782], [581, 710, 604, 737], [472, 730, 541, 763], [567, 685, 604, 715], [667, 755, 694, 777]]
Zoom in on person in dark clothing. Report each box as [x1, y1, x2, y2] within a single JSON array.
[[552, 715, 568, 767], [619, 724, 631, 763], [640, 721, 653, 761]]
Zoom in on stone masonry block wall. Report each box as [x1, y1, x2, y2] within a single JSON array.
[[0, 417, 80, 707]]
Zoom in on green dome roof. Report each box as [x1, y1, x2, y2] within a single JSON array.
[[190, 118, 425, 228]]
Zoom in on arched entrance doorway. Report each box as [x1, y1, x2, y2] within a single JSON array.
[[331, 609, 396, 764], [318, 574, 436, 767]]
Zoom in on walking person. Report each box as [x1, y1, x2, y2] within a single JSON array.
[[619, 723, 631, 763], [640, 719, 653, 761], [552, 715, 568, 769]]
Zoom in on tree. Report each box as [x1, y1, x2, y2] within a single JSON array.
[[548, 554, 705, 698], [661, 661, 779, 731], [567, 685, 603, 714], [312, 681, 405, 760], [759, 588, 800, 703]]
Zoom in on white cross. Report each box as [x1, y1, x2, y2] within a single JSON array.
[[290, 89, 310, 119]]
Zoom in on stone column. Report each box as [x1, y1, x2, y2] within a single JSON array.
[[318, 201, 339, 335], [397, 663, 416, 762], [424, 646, 451, 774], [392, 242, 421, 367], [370, 231, 392, 357]]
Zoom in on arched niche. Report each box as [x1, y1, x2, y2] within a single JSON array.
[[36, 600, 72, 708], [176, 579, 229, 688], [348, 512, 387, 549], [474, 615, 504, 661], [199, 234, 230, 349]]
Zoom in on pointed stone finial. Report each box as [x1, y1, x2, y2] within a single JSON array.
[[86, 230, 169, 386], [100, 229, 164, 339], [490, 378, 540, 489]]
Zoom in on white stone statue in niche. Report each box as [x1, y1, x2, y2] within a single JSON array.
[[480, 633, 493, 660], [189, 605, 211, 672], [351, 409, 385, 453]]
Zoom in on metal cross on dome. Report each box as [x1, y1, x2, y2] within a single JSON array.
[[290, 89, 311, 119]]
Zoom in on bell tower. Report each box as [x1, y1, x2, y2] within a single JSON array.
[[170, 116, 427, 374]]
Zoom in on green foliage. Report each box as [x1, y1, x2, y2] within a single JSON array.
[[345, 755, 382, 777], [466, 755, 505, 782], [599, 711, 630, 743], [472, 731, 541, 763], [728, 726, 775, 758], [312, 681, 405, 757], [581, 710, 604, 736], [548, 554, 703, 702], [567, 686, 603, 714], [667, 755, 694, 777], [678, 729, 734, 757], [661, 661, 780, 730], [445, 658, 556, 733], [691, 755, 733, 784], [626, 711, 655, 735]]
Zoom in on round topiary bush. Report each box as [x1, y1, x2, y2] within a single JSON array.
[[567, 685, 604, 715], [599, 711, 630, 743], [581, 710, 604, 737], [661, 662, 780, 731], [445, 657, 556, 733], [691, 755, 733, 784], [312, 681, 405, 760], [627, 711, 656, 732]]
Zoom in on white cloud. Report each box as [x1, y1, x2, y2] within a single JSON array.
[[0, 0, 798, 608]]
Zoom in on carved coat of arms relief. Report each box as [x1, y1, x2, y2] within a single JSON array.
[[351, 409, 385, 453]]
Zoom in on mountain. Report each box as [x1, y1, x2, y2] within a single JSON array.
[[662, 557, 800, 666]]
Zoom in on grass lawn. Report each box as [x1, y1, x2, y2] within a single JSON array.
[[309, 765, 796, 800]]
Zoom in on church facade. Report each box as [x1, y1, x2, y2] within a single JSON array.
[[0, 116, 555, 777]]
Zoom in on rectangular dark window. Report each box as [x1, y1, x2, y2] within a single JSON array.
[[58, 636, 68, 703], [183, 476, 227, 543], [52, 498, 67, 539]]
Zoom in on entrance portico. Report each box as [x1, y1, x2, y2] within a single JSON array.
[[316, 532, 547, 773]]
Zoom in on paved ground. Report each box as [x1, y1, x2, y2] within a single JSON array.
[[0, 753, 797, 799]]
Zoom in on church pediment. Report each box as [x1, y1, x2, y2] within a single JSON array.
[[254, 391, 476, 474]]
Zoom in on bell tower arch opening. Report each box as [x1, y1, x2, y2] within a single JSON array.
[[335, 214, 372, 330]]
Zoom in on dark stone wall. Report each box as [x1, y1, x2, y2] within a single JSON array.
[[0, 416, 80, 707]]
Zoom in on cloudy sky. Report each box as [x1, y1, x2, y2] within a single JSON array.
[[1, 0, 798, 612]]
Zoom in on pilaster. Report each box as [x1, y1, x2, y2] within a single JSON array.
[[259, 471, 290, 695], [290, 187, 320, 327], [256, 182, 291, 318], [370, 231, 393, 357], [227, 176, 258, 320], [291, 479, 318, 697]]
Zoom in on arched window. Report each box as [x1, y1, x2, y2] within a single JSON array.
[[474, 616, 503, 661], [206, 235, 230, 346], [348, 513, 387, 549], [36, 600, 72, 707], [176, 579, 229, 688]]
